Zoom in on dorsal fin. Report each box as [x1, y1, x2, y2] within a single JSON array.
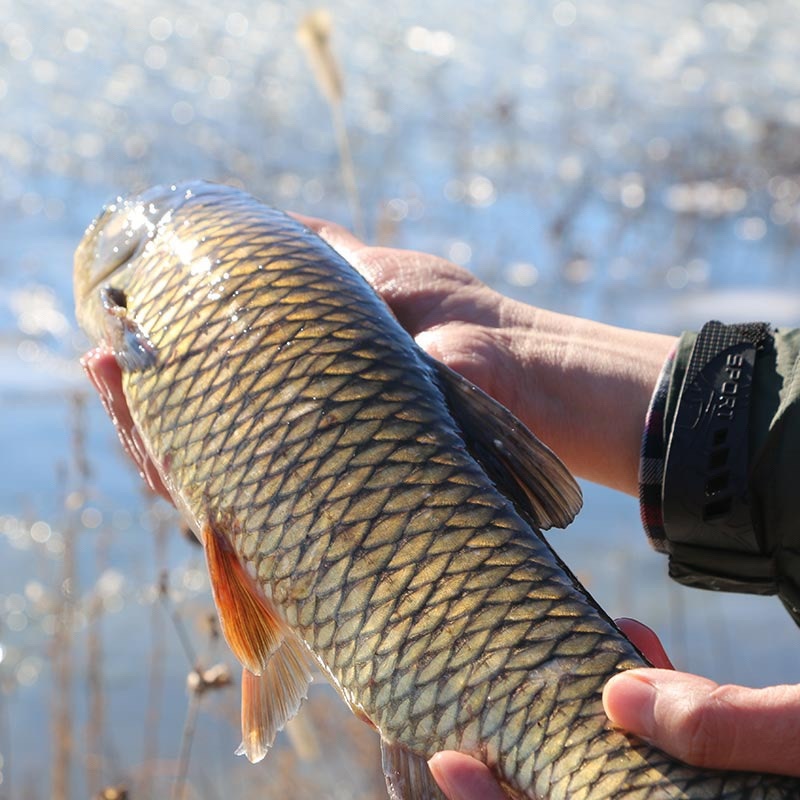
[[426, 355, 582, 530]]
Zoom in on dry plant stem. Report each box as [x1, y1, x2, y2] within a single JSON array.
[[50, 490, 72, 800], [161, 591, 200, 669], [297, 10, 365, 240], [52, 394, 90, 800], [667, 580, 688, 670], [71, 393, 91, 485], [86, 535, 107, 794], [141, 505, 168, 800], [141, 604, 165, 800], [331, 101, 365, 241], [172, 693, 200, 800], [160, 567, 215, 800]]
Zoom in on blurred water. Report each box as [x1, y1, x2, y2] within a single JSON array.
[[1, 0, 799, 797]]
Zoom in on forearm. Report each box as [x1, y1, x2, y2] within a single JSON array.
[[498, 300, 676, 496]]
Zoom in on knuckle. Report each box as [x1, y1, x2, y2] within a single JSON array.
[[672, 687, 736, 770]]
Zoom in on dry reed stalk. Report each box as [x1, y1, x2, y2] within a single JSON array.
[[159, 574, 199, 669], [284, 710, 321, 763], [171, 657, 232, 798], [49, 517, 71, 800], [94, 785, 129, 800], [297, 10, 365, 240], [171, 692, 200, 800], [52, 393, 89, 800], [160, 561, 232, 800], [159, 570, 201, 800], [85, 532, 109, 794], [141, 502, 169, 799]]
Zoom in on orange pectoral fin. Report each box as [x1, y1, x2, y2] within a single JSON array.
[[202, 520, 283, 675]]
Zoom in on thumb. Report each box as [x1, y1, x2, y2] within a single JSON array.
[[428, 752, 508, 800], [602, 669, 800, 777]]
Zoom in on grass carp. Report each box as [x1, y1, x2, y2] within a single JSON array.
[[73, 181, 799, 799]]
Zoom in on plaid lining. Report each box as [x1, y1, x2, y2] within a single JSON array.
[[638, 346, 676, 553]]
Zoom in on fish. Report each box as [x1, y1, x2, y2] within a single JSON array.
[[74, 181, 800, 799]]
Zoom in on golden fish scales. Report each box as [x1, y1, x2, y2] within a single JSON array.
[[74, 182, 800, 799]]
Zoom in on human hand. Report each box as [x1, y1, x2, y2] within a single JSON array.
[[82, 348, 172, 503], [426, 618, 673, 800], [602, 626, 800, 778], [297, 216, 675, 494], [428, 618, 800, 800]]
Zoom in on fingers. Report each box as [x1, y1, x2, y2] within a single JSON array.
[[615, 618, 674, 669], [428, 752, 509, 800], [292, 212, 488, 319], [81, 349, 173, 503], [291, 213, 423, 306], [293, 217, 518, 418], [291, 213, 367, 263], [603, 669, 800, 776]]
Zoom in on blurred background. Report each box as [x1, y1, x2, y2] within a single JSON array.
[[1, 0, 799, 797]]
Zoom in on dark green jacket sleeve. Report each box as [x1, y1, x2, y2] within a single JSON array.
[[749, 328, 800, 620], [656, 325, 800, 625]]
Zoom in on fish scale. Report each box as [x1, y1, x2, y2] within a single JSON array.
[[74, 181, 800, 799]]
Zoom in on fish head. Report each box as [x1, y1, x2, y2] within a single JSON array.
[[73, 182, 201, 348], [73, 181, 237, 375]]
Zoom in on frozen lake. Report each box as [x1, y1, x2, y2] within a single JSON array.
[[1, 0, 799, 797]]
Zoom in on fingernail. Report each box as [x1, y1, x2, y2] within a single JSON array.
[[614, 618, 675, 669], [603, 672, 657, 740]]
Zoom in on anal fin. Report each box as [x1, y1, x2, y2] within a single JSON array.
[[381, 738, 447, 800], [202, 520, 284, 675], [236, 635, 314, 763]]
